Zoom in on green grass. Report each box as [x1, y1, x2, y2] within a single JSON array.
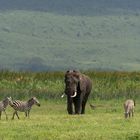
[[0, 100, 140, 140], [0, 71, 140, 139]]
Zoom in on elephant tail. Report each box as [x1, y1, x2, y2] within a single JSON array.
[[89, 102, 106, 110], [89, 103, 96, 110], [88, 101, 97, 110]]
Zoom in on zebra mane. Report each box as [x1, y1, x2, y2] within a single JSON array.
[[27, 97, 34, 103], [2, 97, 10, 103], [26, 97, 34, 107], [2, 98, 7, 102]]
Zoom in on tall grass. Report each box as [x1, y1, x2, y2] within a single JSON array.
[[0, 71, 140, 100]]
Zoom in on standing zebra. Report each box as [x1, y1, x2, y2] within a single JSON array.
[[0, 97, 12, 120], [124, 99, 135, 118], [9, 97, 40, 119]]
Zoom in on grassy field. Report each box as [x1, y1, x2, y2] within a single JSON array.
[[0, 99, 140, 140], [0, 71, 140, 139]]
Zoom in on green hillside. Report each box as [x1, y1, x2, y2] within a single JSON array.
[[0, 1, 140, 71]]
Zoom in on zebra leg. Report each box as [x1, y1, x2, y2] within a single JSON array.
[[12, 111, 19, 119], [25, 112, 27, 117], [15, 111, 20, 119], [0, 111, 1, 120], [12, 111, 16, 120], [128, 112, 131, 118], [27, 110, 30, 118], [4, 111, 8, 120], [132, 110, 134, 117]]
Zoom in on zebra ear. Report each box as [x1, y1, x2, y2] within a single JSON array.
[[28, 97, 33, 102], [31, 97, 37, 101]]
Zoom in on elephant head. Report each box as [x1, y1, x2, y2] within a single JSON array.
[[64, 70, 85, 98]]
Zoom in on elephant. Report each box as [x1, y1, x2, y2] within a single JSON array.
[[64, 70, 92, 114]]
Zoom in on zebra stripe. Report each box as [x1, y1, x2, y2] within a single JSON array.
[[10, 97, 40, 119], [13, 101, 22, 108]]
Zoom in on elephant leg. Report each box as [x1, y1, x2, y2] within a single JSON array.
[[81, 101, 87, 114], [67, 103, 73, 114], [67, 97, 73, 114], [73, 96, 82, 114], [73, 99, 79, 114], [81, 94, 89, 114], [73, 101, 77, 114]]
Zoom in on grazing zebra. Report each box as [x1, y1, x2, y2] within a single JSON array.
[[10, 97, 40, 119], [0, 97, 12, 120], [124, 99, 135, 118]]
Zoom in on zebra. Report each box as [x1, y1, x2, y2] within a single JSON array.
[[124, 99, 135, 118], [9, 97, 40, 119], [0, 97, 12, 120]]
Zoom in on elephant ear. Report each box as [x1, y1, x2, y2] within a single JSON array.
[[79, 75, 86, 92]]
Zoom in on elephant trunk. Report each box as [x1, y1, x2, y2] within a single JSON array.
[[70, 86, 77, 98], [65, 84, 77, 98]]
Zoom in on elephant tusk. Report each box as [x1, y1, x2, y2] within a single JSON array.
[[61, 93, 65, 98], [71, 91, 77, 98]]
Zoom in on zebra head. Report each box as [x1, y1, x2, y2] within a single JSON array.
[[31, 97, 40, 107], [2, 96, 13, 107], [4, 96, 12, 104]]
